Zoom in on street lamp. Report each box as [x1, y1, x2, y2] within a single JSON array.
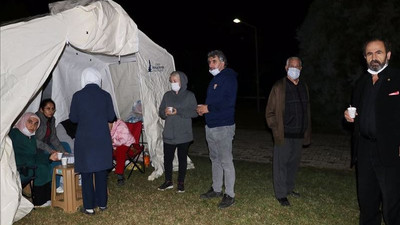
[[233, 18, 260, 112]]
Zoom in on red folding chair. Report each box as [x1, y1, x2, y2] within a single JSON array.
[[125, 121, 145, 178]]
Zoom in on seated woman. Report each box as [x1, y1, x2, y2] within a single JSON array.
[[9, 112, 58, 207], [35, 98, 70, 193], [110, 119, 135, 185]]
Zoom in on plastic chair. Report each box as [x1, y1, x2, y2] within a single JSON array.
[[18, 165, 37, 202], [125, 121, 146, 178]]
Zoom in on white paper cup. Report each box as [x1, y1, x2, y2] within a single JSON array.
[[167, 107, 173, 113], [57, 152, 63, 160], [348, 107, 356, 119], [61, 157, 68, 166]]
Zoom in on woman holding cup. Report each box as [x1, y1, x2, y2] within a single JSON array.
[[157, 71, 198, 193], [9, 112, 58, 207], [35, 98, 71, 193]]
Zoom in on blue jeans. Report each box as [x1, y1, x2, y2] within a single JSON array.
[[50, 142, 72, 187]]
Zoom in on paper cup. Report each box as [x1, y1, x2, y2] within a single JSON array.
[[347, 107, 356, 119], [61, 157, 68, 166], [57, 152, 63, 160], [167, 107, 173, 113]]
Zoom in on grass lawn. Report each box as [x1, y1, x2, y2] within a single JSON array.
[[15, 156, 358, 225]]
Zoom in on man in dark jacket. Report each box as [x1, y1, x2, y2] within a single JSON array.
[[197, 50, 238, 209], [344, 38, 400, 225], [266, 56, 311, 207], [70, 67, 116, 215]]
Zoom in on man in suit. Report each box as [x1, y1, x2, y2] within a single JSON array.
[[344, 38, 400, 225]]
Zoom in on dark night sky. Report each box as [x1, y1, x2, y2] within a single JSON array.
[[1, 0, 313, 103]]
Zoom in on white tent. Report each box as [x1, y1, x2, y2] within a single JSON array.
[[1, 0, 193, 223]]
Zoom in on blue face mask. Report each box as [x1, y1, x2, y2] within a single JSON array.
[[287, 67, 300, 80]]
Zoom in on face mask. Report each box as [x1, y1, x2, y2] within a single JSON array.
[[22, 126, 35, 137], [287, 67, 301, 80], [367, 63, 388, 75], [209, 68, 220, 76], [171, 82, 180, 92]]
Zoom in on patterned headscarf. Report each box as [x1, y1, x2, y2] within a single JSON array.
[[14, 112, 40, 137], [81, 67, 102, 88]]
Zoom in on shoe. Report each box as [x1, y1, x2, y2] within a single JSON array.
[[117, 174, 125, 186], [288, 191, 300, 197], [218, 194, 235, 209], [158, 181, 173, 191], [177, 182, 185, 193], [35, 200, 51, 208], [99, 206, 107, 211], [277, 197, 290, 206], [56, 186, 64, 194], [200, 187, 223, 199], [81, 208, 95, 215]]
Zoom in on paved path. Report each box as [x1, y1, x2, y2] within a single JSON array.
[[189, 126, 353, 171]]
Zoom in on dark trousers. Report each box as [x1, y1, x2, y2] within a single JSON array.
[[81, 170, 108, 209], [273, 138, 302, 199], [163, 142, 190, 183], [357, 137, 400, 225], [33, 182, 51, 206]]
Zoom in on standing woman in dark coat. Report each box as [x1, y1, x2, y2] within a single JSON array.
[[69, 67, 116, 215]]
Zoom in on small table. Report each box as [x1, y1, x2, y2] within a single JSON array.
[[51, 164, 82, 213]]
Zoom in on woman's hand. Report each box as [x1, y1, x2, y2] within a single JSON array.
[[49, 152, 58, 161]]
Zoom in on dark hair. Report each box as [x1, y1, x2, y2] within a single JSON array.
[[39, 98, 56, 110], [362, 38, 391, 56], [207, 50, 228, 66]]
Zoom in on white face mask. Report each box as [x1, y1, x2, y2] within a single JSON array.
[[287, 67, 301, 80], [367, 63, 388, 75], [22, 126, 35, 137], [209, 68, 220, 76], [171, 82, 180, 92]]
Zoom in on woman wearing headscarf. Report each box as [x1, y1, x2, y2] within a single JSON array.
[[9, 112, 58, 207], [69, 67, 116, 215]]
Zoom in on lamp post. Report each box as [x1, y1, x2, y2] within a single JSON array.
[[233, 18, 260, 112]]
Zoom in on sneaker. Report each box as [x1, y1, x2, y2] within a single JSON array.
[[117, 174, 125, 186], [177, 183, 185, 193], [99, 206, 107, 211], [200, 187, 223, 199], [157, 181, 173, 191], [35, 200, 51, 208], [288, 191, 300, 197], [218, 194, 235, 209], [56, 186, 64, 194], [81, 208, 95, 215]]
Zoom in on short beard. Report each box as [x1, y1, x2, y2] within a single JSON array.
[[368, 58, 387, 72]]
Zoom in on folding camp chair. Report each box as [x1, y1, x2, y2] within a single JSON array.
[[18, 165, 37, 202], [125, 121, 146, 178]]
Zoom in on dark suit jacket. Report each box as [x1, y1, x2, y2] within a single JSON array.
[[352, 66, 400, 166]]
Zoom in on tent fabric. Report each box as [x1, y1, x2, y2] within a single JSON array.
[[1, 1, 139, 223]]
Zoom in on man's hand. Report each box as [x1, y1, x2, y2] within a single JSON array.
[[196, 104, 209, 116], [344, 110, 357, 123]]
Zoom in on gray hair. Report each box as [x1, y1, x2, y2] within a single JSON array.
[[207, 50, 228, 66], [286, 57, 302, 67]]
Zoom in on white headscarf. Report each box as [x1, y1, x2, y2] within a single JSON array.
[[81, 67, 102, 88]]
